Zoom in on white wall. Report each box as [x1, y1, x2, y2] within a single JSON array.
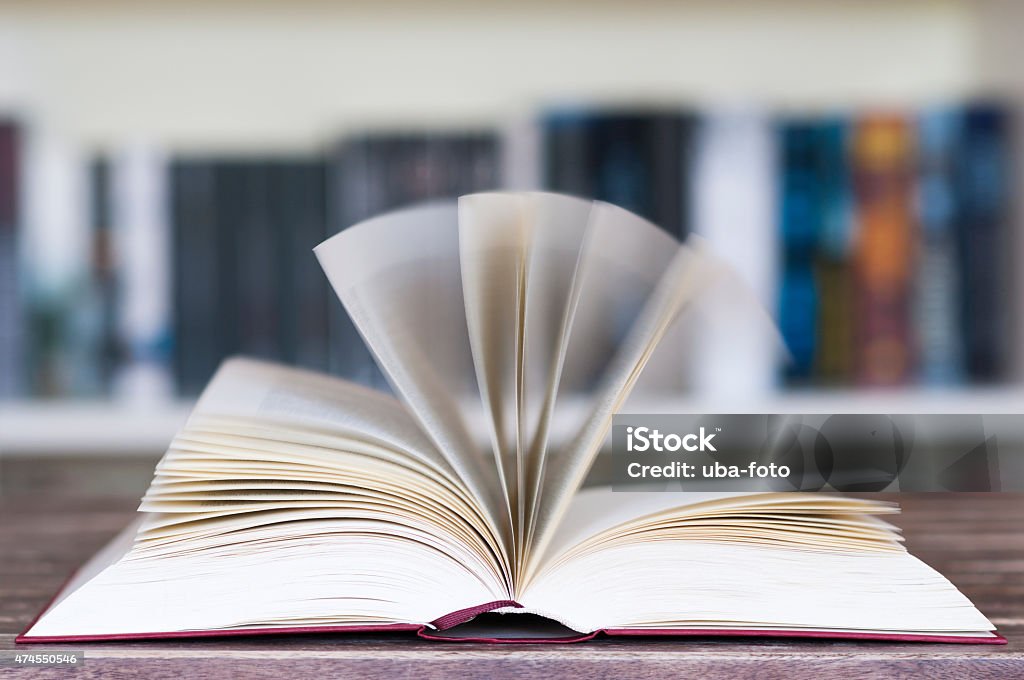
[[0, 0, 987, 152]]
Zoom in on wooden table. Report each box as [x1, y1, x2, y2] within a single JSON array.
[[1, 457, 1023, 678]]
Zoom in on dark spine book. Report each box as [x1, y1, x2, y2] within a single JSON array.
[[594, 116, 652, 228], [543, 110, 596, 200], [460, 134, 502, 197], [543, 111, 692, 239], [777, 120, 822, 384], [955, 103, 1012, 383], [171, 160, 221, 396], [212, 162, 243, 371], [276, 159, 329, 372], [327, 131, 499, 388], [0, 122, 20, 399], [654, 112, 695, 240], [915, 108, 964, 384], [851, 115, 915, 387], [88, 157, 122, 394], [327, 137, 384, 388], [814, 119, 855, 385], [234, 161, 281, 361]]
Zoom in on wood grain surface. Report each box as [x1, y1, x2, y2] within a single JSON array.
[[0, 457, 1022, 678]]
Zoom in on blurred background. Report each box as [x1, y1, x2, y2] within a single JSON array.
[[2, 0, 1024, 464]]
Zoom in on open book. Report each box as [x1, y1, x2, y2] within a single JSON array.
[[20, 192, 1000, 644]]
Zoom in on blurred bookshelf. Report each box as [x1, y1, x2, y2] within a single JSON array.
[[3, 0, 1024, 456]]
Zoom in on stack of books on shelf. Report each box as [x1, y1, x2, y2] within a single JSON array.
[[778, 104, 1012, 388], [0, 102, 1016, 403]]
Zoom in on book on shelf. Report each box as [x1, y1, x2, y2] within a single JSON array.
[[274, 160, 331, 374], [171, 159, 219, 396], [110, 144, 175, 401], [543, 109, 694, 240], [851, 114, 915, 387], [171, 156, 330, 396], [774, 102, 1014, 388], [915, 108, 964, 385], [21, 131, 92, 397], [500, 116, 543, 191], [814, 118, 856, 385], [956, 103, 1011, 383], [82, 156, 121, 395], [0, 120, 21, 399], [777, 120, 821, 384], [688, 107, 777, 397], [327, 131, 500, 389], [229, 162, 280, 362], [20, 192, 1000, 645]]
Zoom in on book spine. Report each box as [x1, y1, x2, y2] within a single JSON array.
[[542, 110, 596, 201], [651, 112, 693, 240], [689, 108, 777, 396], [543, 110, 690, 239], [22, 132, 90, 396], [328, 137, 393, 389], [463, 133, 501, 195], [213, 162, 243, 375], [234, 161, 281, 361], [914, 108, 964, 385], [0, 122, 21, 399], [172, 154, 333, 393], [276, 159, 329, 372], [171, 160, 221, 396], [596, 115, 664, 238], [87, 156, 121, 395], [814, 119, 855, 385], [955, 103, 1012, 382], [777, 120, 821, 384], [110, 144, 174, 401], [500, 117, 542, 191], [851, 114, 915, 386]]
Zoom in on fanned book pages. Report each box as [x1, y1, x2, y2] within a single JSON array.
[[20, 192, 1000, 644]]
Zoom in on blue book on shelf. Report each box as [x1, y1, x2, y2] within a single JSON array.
[[915, 107, 964, 385], [955, 103, 1011, 383], [814, 118, 855, 384], [777, 120, 822, 382]]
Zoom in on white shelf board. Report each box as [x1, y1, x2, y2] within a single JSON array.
[[2, 387, 1023, 456], [623, 387, 1024, 415], [0, 400, 194, 456]]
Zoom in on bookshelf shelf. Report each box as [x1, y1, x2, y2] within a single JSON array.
[[626, 387, 1024, 415], [3, 388, 1021, 456], [0, 401, 193, 456]]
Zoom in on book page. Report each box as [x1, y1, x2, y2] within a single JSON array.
[[316, 194, 732, 592], [524, 211, 711, 579], [517, 194, 595, 546], [27, 513, 506, 638], [315, 204, 510, 557], [459, 192, 599, 567], [534, 487, 900, 573], [522, 541, 994, 636], [458, 193, 528, 542], [518, 490, 994, 638], [519, 199, 677, 553], [191, 357, 453, 477]]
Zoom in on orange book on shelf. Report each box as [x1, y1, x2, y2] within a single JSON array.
[[851, 115, 916, 386]]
